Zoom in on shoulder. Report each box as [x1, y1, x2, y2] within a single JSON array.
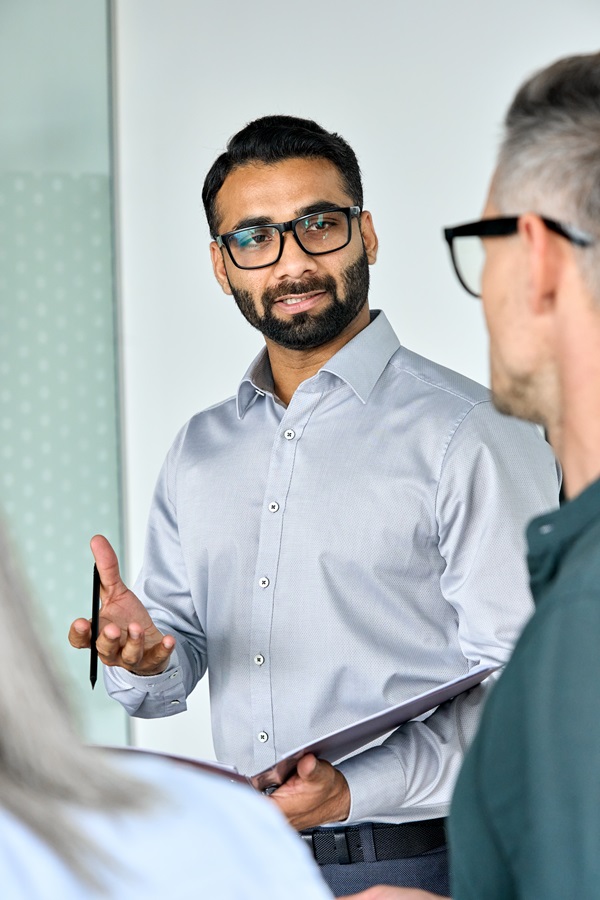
[[181, 394, 239, 439], [389, 347, 554, 460], [107, 751, 268, 824], [0, 753, 331, 899], [103, 753, 332, 899], [163, 394, 239, 463], [389, 345, 491, 407]]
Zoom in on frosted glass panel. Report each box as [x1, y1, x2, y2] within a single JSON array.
[[0, 1, 127, 743]]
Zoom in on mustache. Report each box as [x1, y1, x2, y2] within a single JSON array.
[[262, 275, 337, 310]]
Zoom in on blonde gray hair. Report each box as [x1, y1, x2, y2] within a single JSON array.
[[0, 521, 154, 891], [492, 51, 600, 296]]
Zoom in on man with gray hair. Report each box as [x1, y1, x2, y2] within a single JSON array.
[[344, 48, 600, 900]]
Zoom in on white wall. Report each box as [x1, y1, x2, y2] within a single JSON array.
[[111, 0, 600, 759]]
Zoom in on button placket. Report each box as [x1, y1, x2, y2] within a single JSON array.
[[249, 395, 321, 768]]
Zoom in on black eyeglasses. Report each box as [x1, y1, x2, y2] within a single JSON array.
[[216, 206, 361, 270], [443, 216, 594, 298]]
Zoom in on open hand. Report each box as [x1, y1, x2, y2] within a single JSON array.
[[68, 534, 175, 676]]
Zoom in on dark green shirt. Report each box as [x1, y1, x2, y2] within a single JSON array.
[[449, 476, 600, 899]]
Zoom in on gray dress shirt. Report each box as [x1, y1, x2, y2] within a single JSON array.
[[105, 311, 559, 824]]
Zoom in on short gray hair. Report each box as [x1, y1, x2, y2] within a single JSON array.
[[492, 52, 600, 296]]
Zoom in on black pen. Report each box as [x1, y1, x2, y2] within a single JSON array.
[[90, 564, 100, 689]]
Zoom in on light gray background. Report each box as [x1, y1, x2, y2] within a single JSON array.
[[112, 0, 600, 759]]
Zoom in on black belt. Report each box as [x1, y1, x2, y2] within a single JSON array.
[[300, 819, 447, 866]]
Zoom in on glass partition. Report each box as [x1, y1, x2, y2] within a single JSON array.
[[0, 0, 127, 743]]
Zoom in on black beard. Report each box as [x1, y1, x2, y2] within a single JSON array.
[[229, 253, 370, 350]]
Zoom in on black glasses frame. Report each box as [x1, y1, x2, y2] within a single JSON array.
[[443, 215, 595, 298], [216, 206, 361, 270]]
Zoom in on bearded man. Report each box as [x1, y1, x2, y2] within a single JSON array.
[[70, 114, 558, 896]]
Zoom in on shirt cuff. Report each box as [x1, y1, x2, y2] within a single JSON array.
[[336, 744, 408, 823], [107, 649, 187, 715]]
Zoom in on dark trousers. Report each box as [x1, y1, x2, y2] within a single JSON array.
[[318, 844, 449, 897]]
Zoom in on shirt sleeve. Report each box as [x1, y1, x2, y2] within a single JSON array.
[[337, 402, 561, 822], [103, 426, 208, 717]]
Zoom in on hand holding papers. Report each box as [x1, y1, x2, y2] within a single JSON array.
[[105, 663, 498, 792], [250, 663, 498, 792]]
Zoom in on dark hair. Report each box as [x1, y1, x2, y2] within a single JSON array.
[[202, 114, 364, 237]]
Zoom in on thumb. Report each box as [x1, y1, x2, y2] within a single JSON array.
[[90, 534, 125, 594], [296, 753, 320, 781]]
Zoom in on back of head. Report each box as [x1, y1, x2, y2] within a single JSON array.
[[0, 519, 151, 890], [493, 51, 600, 295], [202, 114, 364, 237]]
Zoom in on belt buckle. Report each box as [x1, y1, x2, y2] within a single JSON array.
[[300, 828, 352, 865], [300, 832, 314, 854]]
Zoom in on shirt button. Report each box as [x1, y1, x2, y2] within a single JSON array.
[[284, 429, 296, 440], [258, 731, 269, 743], [259, 576, 270, 588], [254, 654, 265, 666], [539, 523, 554, 535], [268, 501, 280, 513]]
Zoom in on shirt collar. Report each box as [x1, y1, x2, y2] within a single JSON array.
[[236, 310, 400, 418], [526, 475, 600, 602], [236, 348, 275, 419]]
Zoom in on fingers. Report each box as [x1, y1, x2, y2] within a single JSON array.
[[96, 622, 142, 667], [270, 756, 350, 829], [339, 890, 383, 900], [338, 888, 430, 900], [96, 622, 176, 675], [68, 617, 92, 649], [142, 633, 176, 674], [90, 534, 124, 594], [89, 534, 151, 626], [339, 890, 407, 900], [69, 536, 173, 676]]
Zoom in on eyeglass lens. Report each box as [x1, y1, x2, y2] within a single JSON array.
[[226, 210, 351, 268], [453, 235, 486, 297]]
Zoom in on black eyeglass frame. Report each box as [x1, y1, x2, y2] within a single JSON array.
[[215, 206, 361, 270], [443, 215, 595, 298]]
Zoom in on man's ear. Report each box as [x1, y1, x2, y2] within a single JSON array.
[[359, 210, 379, 264], [518, 214, 561, 315], [210, 241, 233, 296]]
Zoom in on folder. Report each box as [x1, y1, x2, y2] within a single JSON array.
[[102, 662, 498, 792]]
